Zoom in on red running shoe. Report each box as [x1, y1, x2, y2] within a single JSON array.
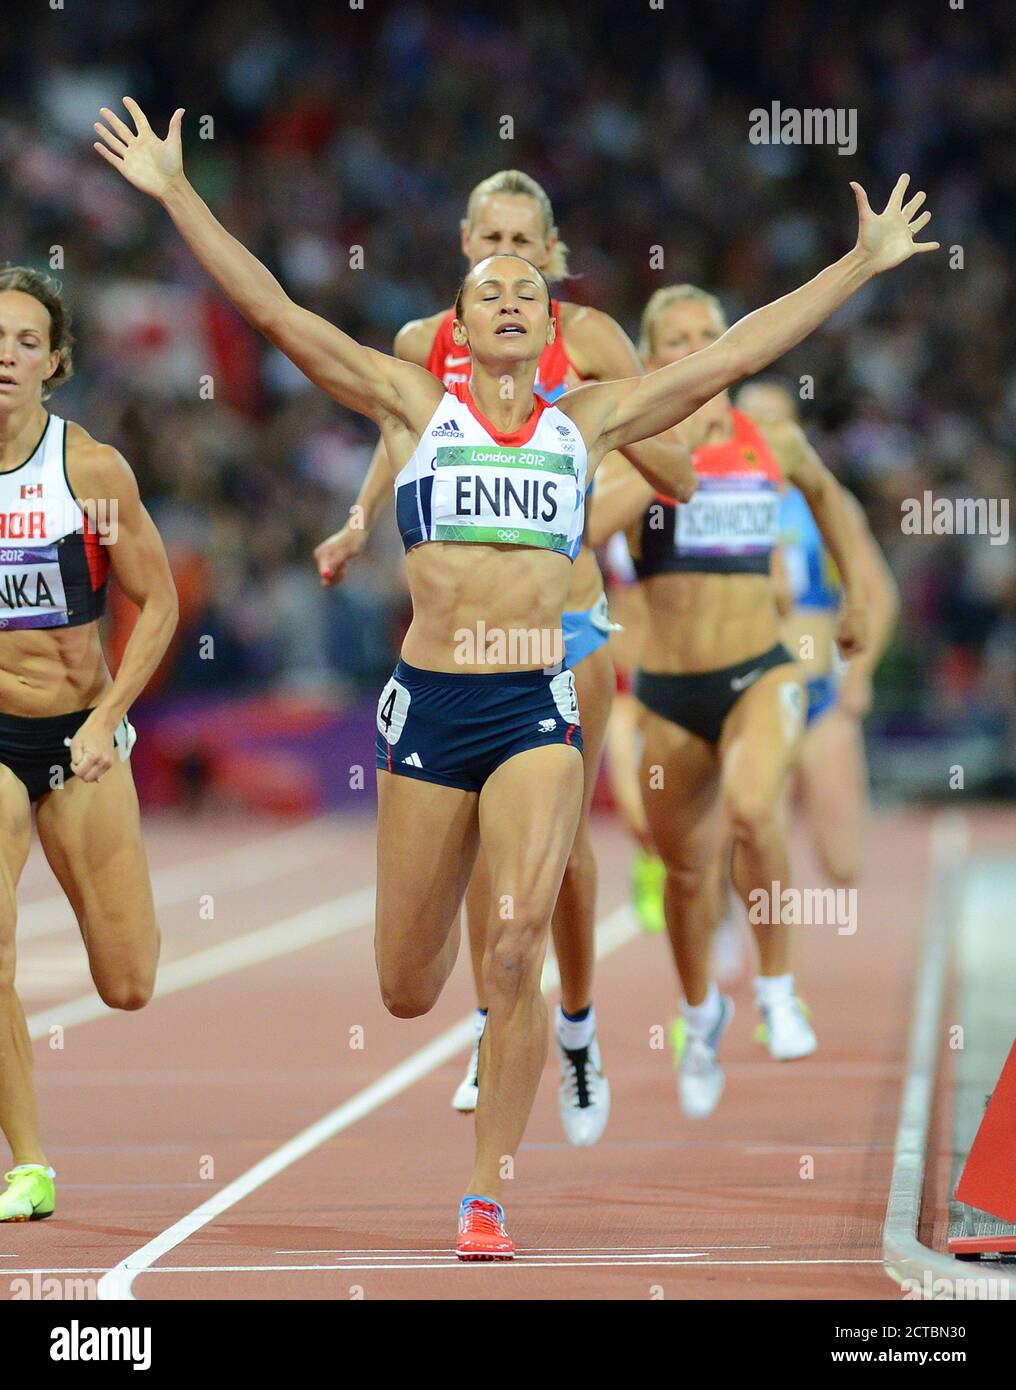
[[456, 1195, 515, 1261]]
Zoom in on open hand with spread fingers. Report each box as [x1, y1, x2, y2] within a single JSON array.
[[93, 97, 186, 204], [850, 174, 939, 275]]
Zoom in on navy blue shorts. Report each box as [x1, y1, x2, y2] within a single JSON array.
[[375, 660, 583, 793]]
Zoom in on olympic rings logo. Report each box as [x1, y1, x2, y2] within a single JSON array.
[[496, 529, 520, 542]]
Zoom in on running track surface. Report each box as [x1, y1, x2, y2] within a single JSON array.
[[4, 806, 1012, 1301]]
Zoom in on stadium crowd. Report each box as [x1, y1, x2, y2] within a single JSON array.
[[2, 0, 1012, 785]]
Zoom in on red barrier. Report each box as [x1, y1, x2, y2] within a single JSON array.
[[948, 1038, 1016, 1256]]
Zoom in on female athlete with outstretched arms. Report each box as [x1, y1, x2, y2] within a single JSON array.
[[315, 170, 694, 1148]]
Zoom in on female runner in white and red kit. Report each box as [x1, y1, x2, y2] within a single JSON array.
[[0, 267, 176, 1222], [315, 170, 693, 1146]]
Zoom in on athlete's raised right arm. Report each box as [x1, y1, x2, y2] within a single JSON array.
[[93, 101, 425, 424]]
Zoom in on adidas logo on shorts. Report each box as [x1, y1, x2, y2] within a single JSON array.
[[401, 752, 423, 767], [538, 718, 557, 732]]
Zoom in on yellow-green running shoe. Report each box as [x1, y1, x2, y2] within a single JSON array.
[[632, 849, 665, 934], [0, 1164, 55, 1221]]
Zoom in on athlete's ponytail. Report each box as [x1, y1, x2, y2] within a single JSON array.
[[463, 170, 571, 282], [0, 265, 74, 397], [638, 284, 727, 359]]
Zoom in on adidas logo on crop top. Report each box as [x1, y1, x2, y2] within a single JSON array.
[[395, 378, 588, 558], [632, 408, 782, 578], [0, 415, 110, 630]]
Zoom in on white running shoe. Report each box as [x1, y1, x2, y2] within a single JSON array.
[[557, 1035, 611, 1146], [451, 1036, 481, 1112], [757, 996, 817, 1061], [676, 994, 734, 1119]]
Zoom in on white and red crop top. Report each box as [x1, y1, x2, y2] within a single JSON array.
[[394, 382, 588, 560], [0, 414, 110, 631]]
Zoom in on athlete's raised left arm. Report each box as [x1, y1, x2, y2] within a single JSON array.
[[564, 307, 696, 502], [566, 177, 937, 463], [766, 420, 868, 658], [67, 438, 179, 782]]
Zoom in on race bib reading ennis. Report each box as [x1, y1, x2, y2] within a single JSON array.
[[394, 388, 589, 558], [431, 445, 578, 550], [675, 476, 781, 559], [0, 543, 68, 630]]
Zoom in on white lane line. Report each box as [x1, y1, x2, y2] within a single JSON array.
[[214, 1254, 714, 1265], [269, 1251, 772, 1262], [19, 818, 343, 942], [242, 1252, 712, 1262], [11, 1257, 884, 1277], [259, 1257, 882, 1271], [96, 904, 641, 1300], [26, 885, 376, 1041]]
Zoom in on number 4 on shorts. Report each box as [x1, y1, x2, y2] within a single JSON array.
[[377, 678, 411, 743]]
